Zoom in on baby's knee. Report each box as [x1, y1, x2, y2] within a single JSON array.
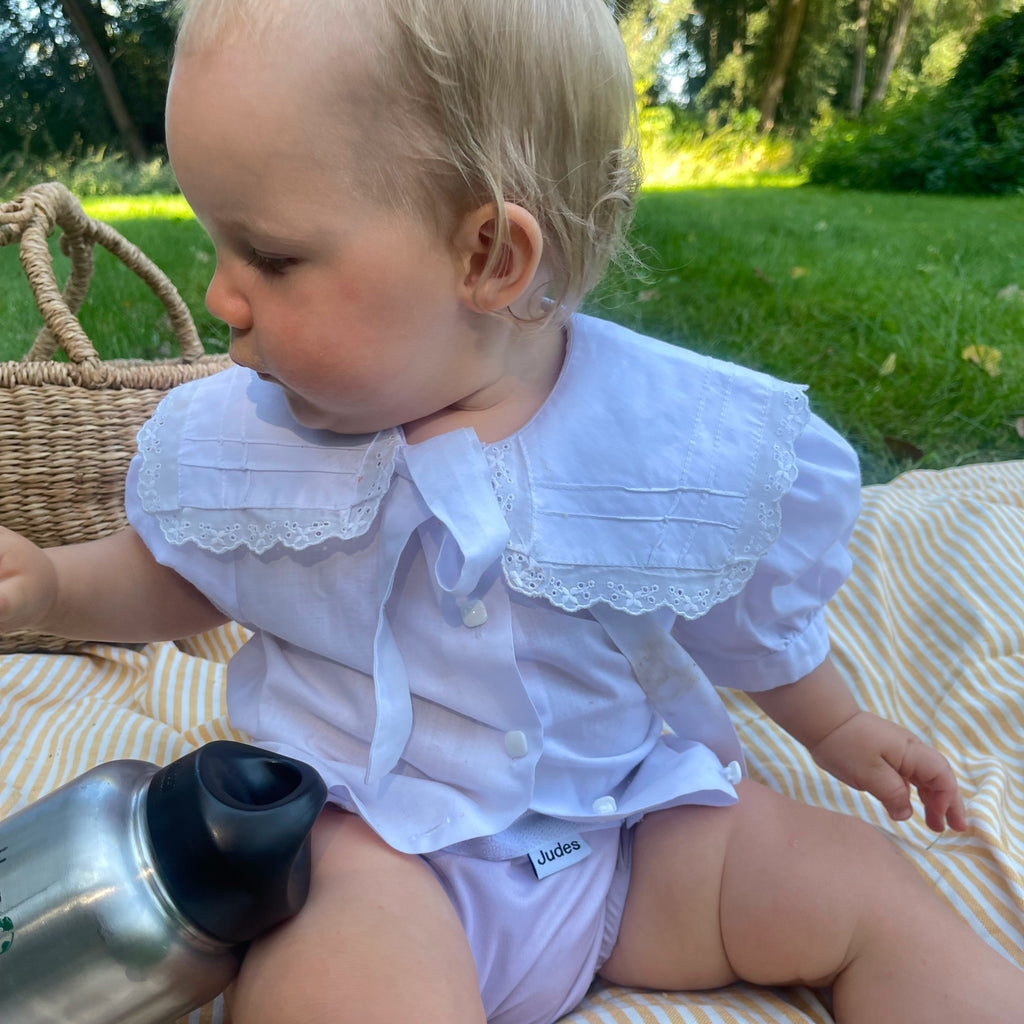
[[718, 783, 924, 981]]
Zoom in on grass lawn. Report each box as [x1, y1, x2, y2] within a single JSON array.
[[2, 186, 1022, 484]]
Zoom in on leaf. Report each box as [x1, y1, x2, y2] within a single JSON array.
[[884, 436, 925, 461], [789, 266, 809, 279], [961, 344, 1002, 378], [879, 353, 897, 376]]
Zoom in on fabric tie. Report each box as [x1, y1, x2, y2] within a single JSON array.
[[366, 429, 511, 784]]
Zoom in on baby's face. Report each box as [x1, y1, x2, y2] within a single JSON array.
[[165, 32, 504, 438]]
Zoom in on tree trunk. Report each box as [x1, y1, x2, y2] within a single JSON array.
[[58, 0, 147, 162], [867, 0, 914, 109], [849, 0, 871, 116], [757, 0, 809, 132]]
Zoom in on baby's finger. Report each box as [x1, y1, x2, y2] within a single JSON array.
[[919, 780, 967, 833], [898, 742, 966, 833], [944, 791, 968, 832], [864, 760, 914, 823]]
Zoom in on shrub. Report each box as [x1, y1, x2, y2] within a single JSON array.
[[805, 10, 1024, 195], [641, 106, 799, 187], [0, 146, 179, 200]]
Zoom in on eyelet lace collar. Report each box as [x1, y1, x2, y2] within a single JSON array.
[[134, 314, 808, 620]]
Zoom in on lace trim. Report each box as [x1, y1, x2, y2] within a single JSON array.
[[485, 440, 516, 515], [744, 388, 805, 557], [136, 407, 401, 554], [137, 384, 807, 613], [143, 506, 387, 555], [499, 384, 808, 617]]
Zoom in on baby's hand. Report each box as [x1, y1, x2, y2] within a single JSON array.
[[808, 710, 967, 833], [0, 525, 58, 632]]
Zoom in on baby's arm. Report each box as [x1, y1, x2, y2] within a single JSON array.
[[752, 656, 967, 833], [0, 525, 228, 643]]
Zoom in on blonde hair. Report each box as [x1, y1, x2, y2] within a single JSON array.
[[173, 0, 642, 318]]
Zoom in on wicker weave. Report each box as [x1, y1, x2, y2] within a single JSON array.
[[0, 182, 231, 653]]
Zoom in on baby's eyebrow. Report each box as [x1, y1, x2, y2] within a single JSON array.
[[211, 214, 315, 251]]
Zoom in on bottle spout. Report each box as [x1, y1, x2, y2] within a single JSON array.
[[146, 742, 327, 945]]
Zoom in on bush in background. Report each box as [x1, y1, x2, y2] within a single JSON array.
[[805, 10, 1024, 195], [641, 106, 800, 187], [0, 145, 178, 200]]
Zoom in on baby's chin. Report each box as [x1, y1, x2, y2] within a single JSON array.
[[281, 389, 392, 439]]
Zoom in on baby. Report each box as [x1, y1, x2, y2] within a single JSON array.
[[2, 0, 1023, 1022]]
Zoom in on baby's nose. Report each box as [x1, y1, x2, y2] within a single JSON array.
[[205, 266, 253, 331]]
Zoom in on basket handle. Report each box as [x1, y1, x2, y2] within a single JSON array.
[[0, 182, 205, 365]]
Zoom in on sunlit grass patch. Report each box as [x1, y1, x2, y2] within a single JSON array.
[[82, 194, 194, 221]]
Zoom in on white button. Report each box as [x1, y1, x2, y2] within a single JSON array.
[[460, 600, 488, 628], [723, 760, 743, 785], [504, 730, 529, 759], [592, 796, 617, 816]]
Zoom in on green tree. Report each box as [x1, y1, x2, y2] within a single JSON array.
[[59, 0, 146, 160], [807, 7, 1024, 193], [849, 0, 872, 114], [618, 0, 693, 103], [757, 0, 810, 129], [0, 0, 175, 161], [867, 0, 916, 107], [620, 0, 1023, 132]]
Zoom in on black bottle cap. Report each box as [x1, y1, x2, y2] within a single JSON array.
[[145, 741, 327, 945]]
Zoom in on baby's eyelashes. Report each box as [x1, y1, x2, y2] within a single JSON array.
[[246, 250, 299, 277]]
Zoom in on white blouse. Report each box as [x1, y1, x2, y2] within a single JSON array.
[[126, 313, 861, 855]]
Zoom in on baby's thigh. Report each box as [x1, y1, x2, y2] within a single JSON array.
[[602, 780, 898, 993], [228, 807, 485, 1024], [600, 794, 740, 992]]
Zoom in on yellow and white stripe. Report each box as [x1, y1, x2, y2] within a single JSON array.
[[0, 622, 250, 819], [1, 464, 1022, 1024]]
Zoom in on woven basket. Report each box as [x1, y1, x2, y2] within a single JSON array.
[[0, 182, 231, 653]]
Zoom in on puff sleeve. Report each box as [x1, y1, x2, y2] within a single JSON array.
[[670, 411, 861, 692]]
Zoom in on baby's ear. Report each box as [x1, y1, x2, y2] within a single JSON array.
[[454, 203, 544, 313]]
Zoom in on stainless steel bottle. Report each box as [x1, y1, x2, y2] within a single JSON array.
[[0, 740, 327, 1024]]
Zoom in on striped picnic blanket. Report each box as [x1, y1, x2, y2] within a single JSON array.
[[2, 459, 1022, 1023]]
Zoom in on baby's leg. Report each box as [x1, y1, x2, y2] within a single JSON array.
[[227, 807, 486, 1024], [600, 779, 1024, 1023]]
